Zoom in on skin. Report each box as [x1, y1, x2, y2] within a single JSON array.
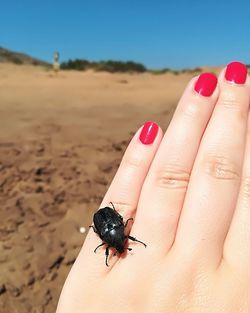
[[56, 66, 250, 313]]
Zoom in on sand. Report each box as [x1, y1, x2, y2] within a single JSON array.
[[0, 63, 220, 313]]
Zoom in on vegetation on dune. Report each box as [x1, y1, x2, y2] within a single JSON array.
[[149, 67, 202, 75], [61, 58, 203, 74], [148, 68, 172, 74], [0, 47, 50, 67], [60, 59, 147, 73]]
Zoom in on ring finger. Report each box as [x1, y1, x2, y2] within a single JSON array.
[[75, 122, 163, 275]]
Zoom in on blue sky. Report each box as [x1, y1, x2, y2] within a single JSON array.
[[1, 0, 250, 69]]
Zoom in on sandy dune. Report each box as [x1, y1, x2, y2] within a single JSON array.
[[0, 63, 221, 312]]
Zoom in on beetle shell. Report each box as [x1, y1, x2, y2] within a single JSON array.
[[93, 207, 126, 253]]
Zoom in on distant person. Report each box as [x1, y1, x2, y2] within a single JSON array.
[[56, 61, 250, 312], [53, 51, 60, 73]]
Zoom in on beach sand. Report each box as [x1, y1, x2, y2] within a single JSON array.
[[0, 63, 220, 313]]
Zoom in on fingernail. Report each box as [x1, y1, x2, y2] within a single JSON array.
[[225, 61, 247, 84], [139, 121, 159, 145], [194, 73, 217, 97]]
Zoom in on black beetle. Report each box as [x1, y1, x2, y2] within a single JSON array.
[[89, 202, 146, 266]]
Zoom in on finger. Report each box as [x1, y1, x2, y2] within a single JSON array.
[[131, 73, 218, 254], [174, 62, 249, 265], [223, 112, 250, 272], [75, 122, 163, 275]]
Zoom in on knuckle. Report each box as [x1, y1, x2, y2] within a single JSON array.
[[182, 102, 200, 118], [219, 97, 246, 122], [123, 151, 142, 168], [154, 164, 190, 190], [126, 155, 142, 168], [203, 154, 240, 181], [219, 90, 248, 121], [219, 97, 242, 109], [111, 201, 135, 218], [219, 89, 242, 108]]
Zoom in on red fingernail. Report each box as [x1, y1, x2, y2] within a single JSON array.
[[139, 121, 159, 145], [225, 61, 247, 84], [194, 73, 217, 97]]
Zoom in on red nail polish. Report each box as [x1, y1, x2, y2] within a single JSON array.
[[225, 61, 247, 84], [139, 121, 159, 145], [194, 73, 217, 97]]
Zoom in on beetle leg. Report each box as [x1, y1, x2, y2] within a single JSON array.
[[89, 225, 97, 233], [127, 235, 147, 248], [110, 202, 116, 210], [114, 247, 132, 256], [109, 202, 123, 220], [94, 242, 105, 253], [105, 246, 111, 267], [124, 218, 133, 228]]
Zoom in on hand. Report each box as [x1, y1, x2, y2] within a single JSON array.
[[56, 62, 250, 313]]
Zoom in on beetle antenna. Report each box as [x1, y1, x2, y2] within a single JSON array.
[[110, 202, 116, 210], [109, 202, 123, 219]]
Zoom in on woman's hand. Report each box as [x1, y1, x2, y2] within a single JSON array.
[[56, 62, 250, 313]]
